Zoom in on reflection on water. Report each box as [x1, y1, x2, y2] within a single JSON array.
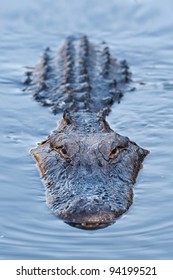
[[0, 0, 173, 260]]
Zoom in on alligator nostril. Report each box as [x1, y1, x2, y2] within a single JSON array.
[[97, 160, 103, 167], [93, 198, 100, 203]]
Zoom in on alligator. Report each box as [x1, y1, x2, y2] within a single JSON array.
[[24, 35, 149, 229]]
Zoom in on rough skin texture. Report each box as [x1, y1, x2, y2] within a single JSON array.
[[25, 36, 149, 229]]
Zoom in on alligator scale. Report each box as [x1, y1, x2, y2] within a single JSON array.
[[24, 35, 149, 229]]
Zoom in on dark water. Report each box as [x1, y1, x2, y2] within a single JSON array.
[[0, 0, 173, 260]]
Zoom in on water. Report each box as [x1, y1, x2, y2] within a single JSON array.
[[0, 0, 173, 260]]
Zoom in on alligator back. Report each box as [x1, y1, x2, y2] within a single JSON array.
[[25, 35, 131, 114]]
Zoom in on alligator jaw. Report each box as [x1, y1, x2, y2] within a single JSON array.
[[63, 204, 132, 230], [56, 186, 134, 230], [65, 213, 116, 230], [66, 221, 114, 230]]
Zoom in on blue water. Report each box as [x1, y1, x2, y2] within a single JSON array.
[[0, 0, 173, 260]]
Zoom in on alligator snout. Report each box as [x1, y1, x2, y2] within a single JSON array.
[[52, 186, 133, 230], [61, 197, 117, 229]]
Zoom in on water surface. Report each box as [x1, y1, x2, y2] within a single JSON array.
[[0, 0, 173, 259]]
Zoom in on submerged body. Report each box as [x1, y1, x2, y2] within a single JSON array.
[[25, 36, 149, 229]]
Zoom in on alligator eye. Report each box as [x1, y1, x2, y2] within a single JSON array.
[[109, 146, 125, 160], [59, 146, 68, 157], [61, 147, 67, 155], [58, 146, 71, 163], [52, 145, 71, 162], [109, 147, 120, 159]]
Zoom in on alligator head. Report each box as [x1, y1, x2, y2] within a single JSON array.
[[31, 111, 149, 229]]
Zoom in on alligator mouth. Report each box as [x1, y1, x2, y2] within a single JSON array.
[[60, 208, 126, 230], [66, 221, 114, 230]]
